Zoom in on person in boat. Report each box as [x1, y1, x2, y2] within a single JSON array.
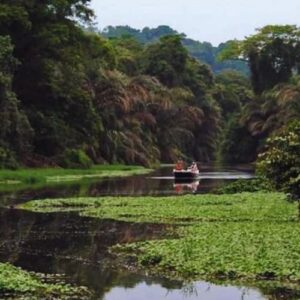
[[188, 161, 199, 172], [175, 160, 184, 170]]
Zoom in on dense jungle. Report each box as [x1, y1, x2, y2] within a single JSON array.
[[0, 1, 300, 299], [1, 1, 299, 172]]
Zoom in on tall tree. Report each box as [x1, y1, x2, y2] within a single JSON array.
[[219, 25, 300, 94], [0, 0, 100, 158], [0, 36, 32, 167], [143, 35, 189, 87]]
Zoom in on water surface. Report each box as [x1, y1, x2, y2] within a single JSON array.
[[0, 165, 254, 206], [1, 165, 297, 299]]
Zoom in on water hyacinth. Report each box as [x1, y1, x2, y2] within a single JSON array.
[[22, 192, 300, 282], [0, 263, 89, 298]]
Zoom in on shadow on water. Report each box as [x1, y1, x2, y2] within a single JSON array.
[[0, 165, 299, 299]]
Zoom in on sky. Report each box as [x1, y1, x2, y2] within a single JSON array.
[[90, 0, 300, 45]]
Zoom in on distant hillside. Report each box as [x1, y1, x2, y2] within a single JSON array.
[[101, 25, 249, 75]]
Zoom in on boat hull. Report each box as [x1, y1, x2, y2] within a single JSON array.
[[173, 170, 199, 180]]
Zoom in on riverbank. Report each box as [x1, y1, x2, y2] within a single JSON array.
[[0, 165, 151, 186], [21, 192, 300, 283], [0, 263, 88, 299]]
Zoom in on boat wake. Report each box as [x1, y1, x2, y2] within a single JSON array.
[[150, 172, 254, 180]]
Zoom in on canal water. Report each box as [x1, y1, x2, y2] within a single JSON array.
[[0, 166, 298, 299]]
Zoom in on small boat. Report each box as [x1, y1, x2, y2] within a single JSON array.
[[173, 169, 199, 179], [173, 162, 199, 180]]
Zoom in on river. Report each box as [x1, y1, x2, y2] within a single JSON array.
[[0, 165, 298, 299]]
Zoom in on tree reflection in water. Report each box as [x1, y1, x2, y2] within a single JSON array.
[[0, 166, 298, 300]]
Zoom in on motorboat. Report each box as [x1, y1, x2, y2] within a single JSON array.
[[173, 169, 199, 180], [173, 162, 199, 180]]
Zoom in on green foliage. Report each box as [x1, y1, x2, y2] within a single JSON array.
[[212, 70, 256, 163], [22, 193, 300, 281], [216, 26, 300, 164], [0, 0, 102, 162], [215, 70, 251, 89], [242, 78, 300, 138], [223, 75, 300, 164], [217, 40, 242, 62], [22, 192, 293, 223], [2, 2, 297, 169], [60, 149, 93, 169], [0, 165, 150, 185], [103, 25, 179, 44], [219, 25, 300, 94], [102, 25, 249, 75], [143, 35, 189, 87], [257, 121, 300, 199], [215, 177, 272, 194], [214, 70, 252, 119], [0, 3, 224, 166], [0, 263, 86, 297], [130, 221, 300, 281], [92, 35, 221, 164], [220, 115, 258, 163], [109, 36, 142, 76], [0, 146, 18, 169], [0, 36, 33, 164]]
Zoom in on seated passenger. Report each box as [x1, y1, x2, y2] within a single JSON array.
[[189, 162, 198, 171], [175, 160, 184, 170]]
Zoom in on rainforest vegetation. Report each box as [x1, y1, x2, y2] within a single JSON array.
[[0, 263, 88, 298], [101, 25, 249, 75], [0, 164, 150, 185], [1, 1, 300, 298], [0, 1, 299, 195]]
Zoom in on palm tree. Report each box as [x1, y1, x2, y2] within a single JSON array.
[[241, 78, 300, 138]]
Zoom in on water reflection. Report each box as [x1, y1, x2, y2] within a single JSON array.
[[174, 180, 200, 194], [104, 281, 264, 300], [0, 165, 255, 207], [0, 207, 290, 300], [0, 207, 171, 299], [1, 165, 297, 300], [103, 281, 300, 300]]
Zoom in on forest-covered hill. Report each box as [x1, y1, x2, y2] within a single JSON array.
[[101, 25, 249, 75], [0, 1, 299, 171]]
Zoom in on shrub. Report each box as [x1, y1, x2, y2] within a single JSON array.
[[257, 121, 300, 199], [60, 149, 93, 169], [221, 115, 258, 164], [0, 146, 18, 169], [216, 177, 272, 194]]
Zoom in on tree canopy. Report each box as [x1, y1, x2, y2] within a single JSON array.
[[218, 25, 300, 164], [0, 2, 299, 173], [219, 25, 300, 93], [101, 25, 249, 76], [258, 121, 300, 199], [0, 3, 226, 167]]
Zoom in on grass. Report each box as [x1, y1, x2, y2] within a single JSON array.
[[0, 263, 88, 298], [21, 192, 300, 282], [0, 164, 151, 186], [214, 177, 272, 194]]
